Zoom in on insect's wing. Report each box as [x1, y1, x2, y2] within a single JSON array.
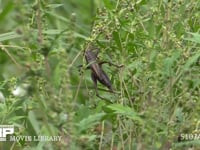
[[91, 72, 98, 93], [98, 69, 113, 92]]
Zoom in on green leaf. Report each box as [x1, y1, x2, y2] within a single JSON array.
[[149, 50, 158, 70], [163, 51, 181, 76], [113, 31, 122, 51], [53, 62, 66, 88], [46, 11, 69, 23], [183, 52, 200, 71], [39, 95, 47, 110], [0, 32, 21, 42], [9, 116, 26, 122], [42, 29, 67, 35], [175, 107, 184, 123], [0, 1, 14, 21], [74, 32, 89, 40], [174, 140, 200, 147], [47, 4, 64, 8], [184, 32, 200, 43], [28, 111, 40, 135], [77, 113, 105, 132], [103, 0, 114, 10], [106, 104, 143, 124]]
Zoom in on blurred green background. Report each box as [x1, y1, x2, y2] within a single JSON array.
[[0, 0, 200, 150]]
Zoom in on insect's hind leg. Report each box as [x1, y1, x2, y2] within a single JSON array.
[[99, 61, 123, 68]]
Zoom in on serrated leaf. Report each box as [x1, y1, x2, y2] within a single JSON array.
[[106, 104, 143, 124], [174, 140, 200, 147], [175, 107, 184, 123], [184, 32, 200, 44], [77, 113, 105, 132], [183, 52, 200, 71], [163, 51, 181, 76]]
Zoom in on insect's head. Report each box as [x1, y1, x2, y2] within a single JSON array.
[[85, 45, 99, 58]]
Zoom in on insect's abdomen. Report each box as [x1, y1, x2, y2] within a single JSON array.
[[98, 70, 113, 91]]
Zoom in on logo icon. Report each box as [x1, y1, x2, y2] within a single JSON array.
[[0, 125, 14, 141]]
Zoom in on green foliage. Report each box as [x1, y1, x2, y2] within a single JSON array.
[[106, 104, 143, 124], [0, 0, 199, 150]]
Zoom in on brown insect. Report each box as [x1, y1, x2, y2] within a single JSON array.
[[84, 47, 123, 99]]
